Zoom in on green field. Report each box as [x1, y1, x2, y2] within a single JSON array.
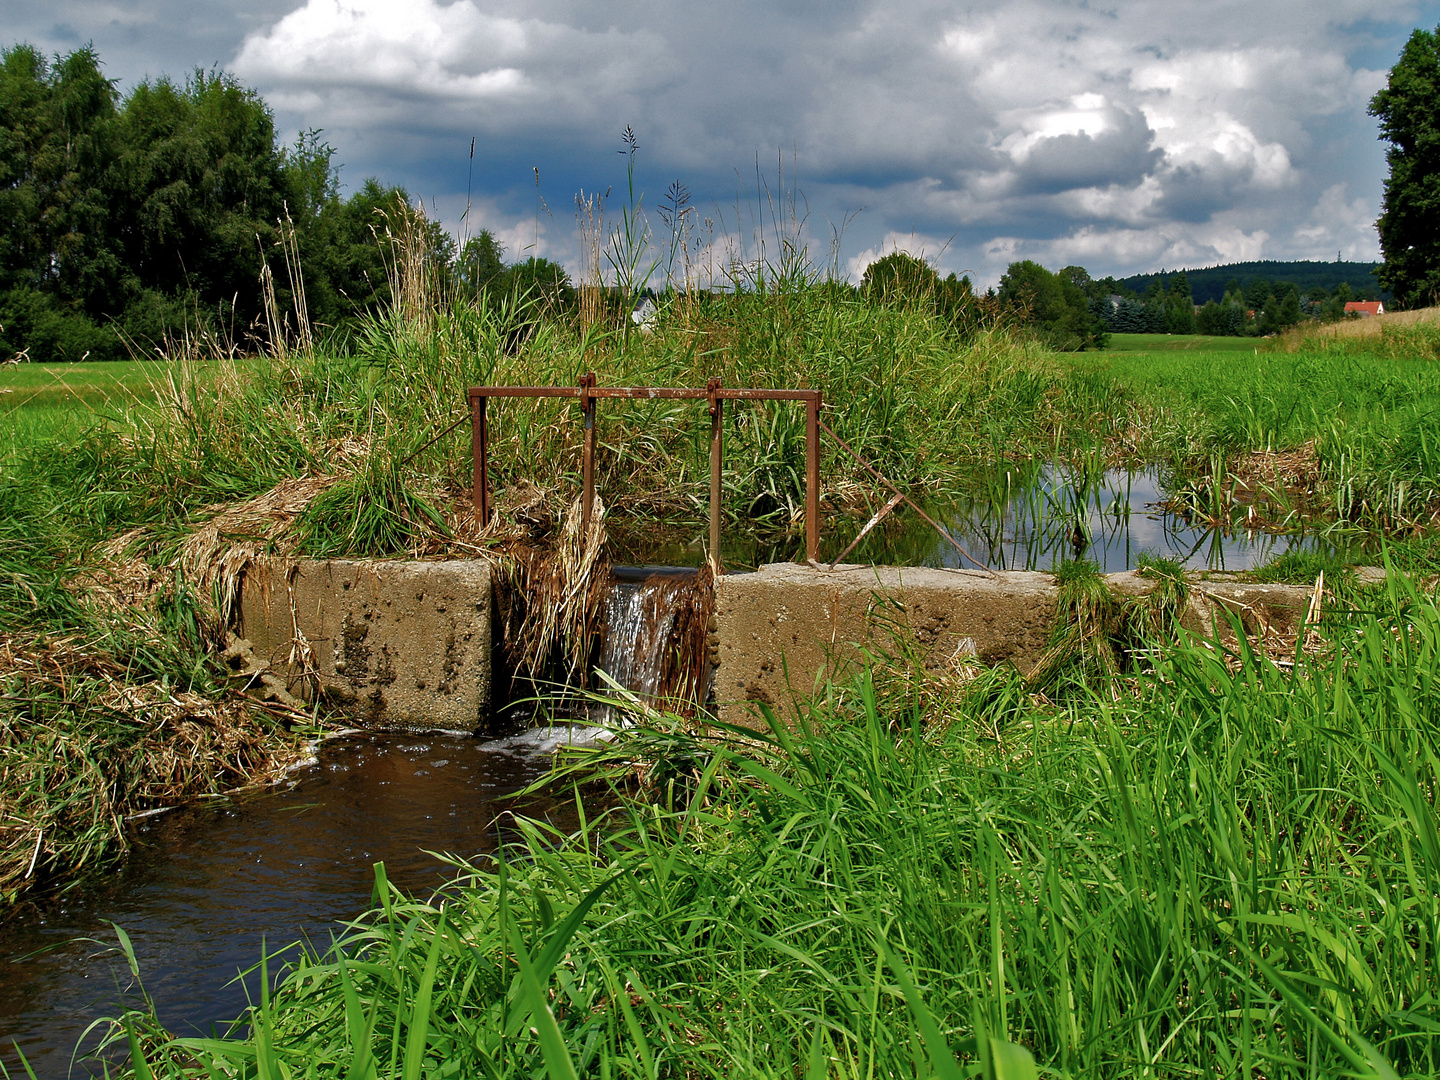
[[0, 358, 183, 407], [1, 359, 175, 453], [1102, 332, 1266, 352]]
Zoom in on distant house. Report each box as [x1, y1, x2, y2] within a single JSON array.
[[1344, 301, 1385, 317]]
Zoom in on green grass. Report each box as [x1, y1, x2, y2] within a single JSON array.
[[1102, 332, 1266, 353], [0, 359, 243, 457], [109, 576, 1440, 1078], [1069, 337, 1440, 534], [0, 358, 180, 409]]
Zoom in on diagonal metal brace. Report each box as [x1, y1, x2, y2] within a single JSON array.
[[829, 490, 905, 571], [817, 418, 994, 576]]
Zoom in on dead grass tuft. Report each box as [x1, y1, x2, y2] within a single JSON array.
[[0, 631, 314, 899]]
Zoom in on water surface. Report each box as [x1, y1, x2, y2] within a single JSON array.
[[0, 729, 584, 1077], [609, 464, 1331, 573]]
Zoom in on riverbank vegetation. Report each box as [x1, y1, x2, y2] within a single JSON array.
[[101, 572, 1440, 1078], [3, 233, 1439, 903], [1, 204, 1438, 1079]]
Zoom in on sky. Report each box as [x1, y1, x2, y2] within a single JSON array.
[[10, 0, 1440, 288]]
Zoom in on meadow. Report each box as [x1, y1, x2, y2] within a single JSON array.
[[2, 264, 1440, 1075]]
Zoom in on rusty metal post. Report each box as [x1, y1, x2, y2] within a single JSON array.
[[707, 378, 723, 573], [580, 372, 597, 531], [806, 391, 821, 563], [471, 392, 491, 526], [476, 394, 490, 526]]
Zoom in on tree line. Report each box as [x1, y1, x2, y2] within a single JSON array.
[[0, 43, 570, 362], [11, 25, 1440, 362], [1120, 261, 1384, 306], [991, 261, 1387, 346]]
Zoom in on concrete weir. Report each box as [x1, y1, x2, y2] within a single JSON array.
[[237, 558, 495, 729], [233, 556, 1314, 728], [711, 564, 1315, 725]]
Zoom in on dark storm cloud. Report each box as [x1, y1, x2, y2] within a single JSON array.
[[1011, 109, 1163, 196]]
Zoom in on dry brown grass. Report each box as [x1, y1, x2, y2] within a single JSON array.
[[1227, 439, 1324, 507], [1281, 305, 1440, 342], [0, 630, 315, 898]]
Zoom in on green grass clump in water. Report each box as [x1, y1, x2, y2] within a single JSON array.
[[111, 577, 1440, 1078], [1252, 549, 1357, 587]]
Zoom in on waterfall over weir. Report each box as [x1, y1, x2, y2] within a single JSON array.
[[594, 567, 713, 713]]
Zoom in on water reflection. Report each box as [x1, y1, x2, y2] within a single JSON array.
[[609, 464, 1333, 573], [928, 464, 1326, 573]]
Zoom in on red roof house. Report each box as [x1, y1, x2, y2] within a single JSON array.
[[1345, 301, 1385, 317]]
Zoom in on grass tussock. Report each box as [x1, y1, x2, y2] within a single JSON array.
[[105, 576, 1440, 1078], [0, 557, 314, 901]]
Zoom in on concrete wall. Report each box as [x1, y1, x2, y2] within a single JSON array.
[[711, 563, 1313, 725], [233, 556, 1315, 730], [237, 557, 494, 730]]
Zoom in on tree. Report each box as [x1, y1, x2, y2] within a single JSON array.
[[0, 44, 124, 359], [997, 260, 1108, 350], [1164, 271, 1196, 333], [861, 251, 941, 307], [503, 256, 574, 317], [107, 69, 289, 335], [860, 252, 984, 332], [1371, 25, 1440, 308], [457, 231, 506, 299]]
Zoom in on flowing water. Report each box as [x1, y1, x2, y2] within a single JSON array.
[[597, 571, 684, 702], [0, 729, 592, 1078], [0, 564, 702, 1079]]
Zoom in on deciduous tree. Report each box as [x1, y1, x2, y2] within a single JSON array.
[[1372, 25, 1440, 308]]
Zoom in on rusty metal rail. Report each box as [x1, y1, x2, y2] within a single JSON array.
[[468, 375, 823, 571]]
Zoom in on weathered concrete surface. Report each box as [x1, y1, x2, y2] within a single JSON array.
[[1182, 580, 1314, 642], [232, 555, 1318, 730], [712, 564, 1313, 725], [713, 565, 1057, 723], [237, 558, 494, 730]]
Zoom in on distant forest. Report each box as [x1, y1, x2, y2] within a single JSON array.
[[1120, 261, 1386, 305]]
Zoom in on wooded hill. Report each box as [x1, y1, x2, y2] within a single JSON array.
[[1120, 261, 1385, 305]]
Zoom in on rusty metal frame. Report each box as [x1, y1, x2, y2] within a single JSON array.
[[468, 375, 823, 571]]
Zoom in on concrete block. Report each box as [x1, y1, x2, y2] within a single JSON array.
[[237, 558, 494, 730], [712, 563, 1314, 725], [1182, 581, 1312, 645], [713, 564, 1057, 725]]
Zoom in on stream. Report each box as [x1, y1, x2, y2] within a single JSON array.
[[610, 464, 1335, 572], [0, 728, 590, 1078], [0, 466, 1335, 1076]]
